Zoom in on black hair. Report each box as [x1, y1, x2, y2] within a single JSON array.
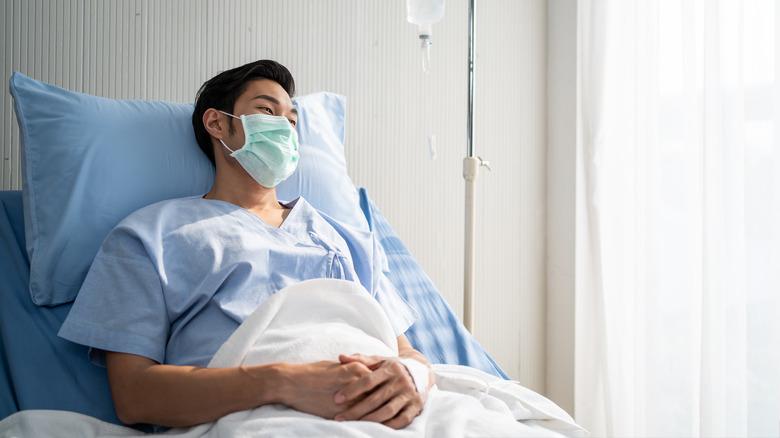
[[192, 60, 296, 166]]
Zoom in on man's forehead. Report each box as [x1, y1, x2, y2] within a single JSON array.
[[241, 79, 291, 102]]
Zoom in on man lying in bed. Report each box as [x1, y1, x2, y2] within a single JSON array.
[[58, 59, 432, 431]]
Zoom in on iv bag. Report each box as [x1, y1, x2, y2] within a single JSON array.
[[406, 0, 445, 72], [407, 0, 445, 38]]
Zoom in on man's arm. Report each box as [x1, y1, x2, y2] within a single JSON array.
[[331, 334, 434, 429], [105, 352, 371, 427]]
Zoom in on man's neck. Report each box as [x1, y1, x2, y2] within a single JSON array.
[[206, 151, 292, 227], [204, 172, 288, 220]]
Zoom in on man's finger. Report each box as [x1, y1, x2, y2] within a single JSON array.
[[338, 353, 383, 369], [382, 402, 422, 430], [335, 376, 401, 421], [333, 366, 386, 405]]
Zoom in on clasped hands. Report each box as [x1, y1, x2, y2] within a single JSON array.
[[284, 353, 428, 430]]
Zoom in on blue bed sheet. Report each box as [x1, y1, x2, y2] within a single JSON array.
[[0, 189, 507, 425], [358, 188, 509, 379], [0, 190, 119, 424]]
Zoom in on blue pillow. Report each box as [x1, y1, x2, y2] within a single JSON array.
[[10, 72, 366, 306]]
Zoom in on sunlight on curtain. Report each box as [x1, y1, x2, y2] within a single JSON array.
[[575, 0, 779, 437]]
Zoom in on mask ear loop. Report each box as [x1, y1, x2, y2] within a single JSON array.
[[219, 139, 236, 154], [217, 110, 241, 153], [218, 109, 240, 119]]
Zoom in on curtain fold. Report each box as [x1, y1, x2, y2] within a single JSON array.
[[575, 1, 779, 437]]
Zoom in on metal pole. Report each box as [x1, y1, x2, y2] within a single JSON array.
[[467, 0, 475, 158], [463, 0, 476, 333]]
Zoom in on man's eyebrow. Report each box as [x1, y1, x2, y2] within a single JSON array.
[[250, 94, 297, 114]]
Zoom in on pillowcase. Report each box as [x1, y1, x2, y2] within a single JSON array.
[[10, 72, 366, 307]]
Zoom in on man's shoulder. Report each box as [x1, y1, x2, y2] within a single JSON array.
[[129, 195, 203, 216], [113, 195, 206, 232]]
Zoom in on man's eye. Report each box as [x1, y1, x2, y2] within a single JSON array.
[[288, 119, 297, 127], [258, 107, 272, 114]]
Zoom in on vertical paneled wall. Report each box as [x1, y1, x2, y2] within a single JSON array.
[[0, 0, 548, 392]]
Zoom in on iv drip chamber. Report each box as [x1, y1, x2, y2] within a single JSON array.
[[406, 0, 445, 73]]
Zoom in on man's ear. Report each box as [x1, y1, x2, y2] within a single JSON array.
[[203, 108, 228, 139]]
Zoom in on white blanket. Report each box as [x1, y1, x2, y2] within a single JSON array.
[[0, 279, 587, 438]]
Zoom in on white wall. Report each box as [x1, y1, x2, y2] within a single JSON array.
[[0, 0, 550, 395]]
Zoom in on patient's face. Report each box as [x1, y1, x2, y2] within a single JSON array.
[[228, 78, 298, 144]]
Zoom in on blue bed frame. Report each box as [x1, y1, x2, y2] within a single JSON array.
[[0, 188, 507, 426]]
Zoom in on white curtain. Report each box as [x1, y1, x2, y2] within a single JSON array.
[[575, 0, 780, 437]]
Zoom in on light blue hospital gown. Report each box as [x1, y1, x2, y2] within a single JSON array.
[[59, 196, 419, 368]]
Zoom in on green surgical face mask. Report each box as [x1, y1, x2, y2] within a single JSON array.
[[218, 110, 299, 188]]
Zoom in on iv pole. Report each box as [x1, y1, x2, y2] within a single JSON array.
[[463, 0, 489, 334]]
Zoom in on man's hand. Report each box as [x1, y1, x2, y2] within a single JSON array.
[[277, 360, 373, 419], [332, 353, 426, 429]]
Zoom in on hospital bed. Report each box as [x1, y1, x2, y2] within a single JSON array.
[[0, 73, 583, 437]]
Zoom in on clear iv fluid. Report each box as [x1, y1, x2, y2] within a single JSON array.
[[406, 0, 445, 73], [407, 0, 444, 37]]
